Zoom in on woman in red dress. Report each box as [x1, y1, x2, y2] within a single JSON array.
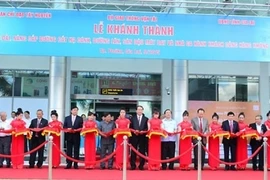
[[114, 108, 131, 170], [208, 113, 222, 170], [236, 112, 249, 170], [81, 112, 98, 169], [178, 110, 198, 170], [264, 111, 270, 171], [42, 110, 62, 168], [10, 109, 30, 169], [147, 109, 166, 170]]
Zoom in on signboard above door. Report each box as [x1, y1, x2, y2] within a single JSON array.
[[100, 88, 133, 95]]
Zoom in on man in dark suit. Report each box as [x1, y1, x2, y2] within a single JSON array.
[[221, 111, 239, 171], [249, 115, 267, 171], [129, 105, 148, 170], [29, 109, 48, 168], [63, 106, 83, 169]]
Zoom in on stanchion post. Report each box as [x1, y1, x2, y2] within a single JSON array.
[[122, 136, 128, 180], [48, 136, 53, 180], [263, 137, 268, 180], [197, 137, 202, 180]]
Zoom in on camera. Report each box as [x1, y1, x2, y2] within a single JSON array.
[[165, 87, 170, 95]]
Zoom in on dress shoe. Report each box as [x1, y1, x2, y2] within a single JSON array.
[[28, 166, 34, 169], [100, 167, 105, 170], [253, 166, 257, 171], [65, 166, 71, 169], [130, 166, 136, 170], [230, 166, 237, 171], [0, 165, 3, 168], [139, 166, 144, 170], [169, 167, 174, 170], [108, 167, 113, 170], [6, 164, 11, 168], [74, 166, 79, 169]]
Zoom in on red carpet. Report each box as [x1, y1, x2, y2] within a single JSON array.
[[1, 167, 269, 180]]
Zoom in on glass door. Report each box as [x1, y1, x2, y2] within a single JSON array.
[[70, 99, 95, 118], [137, 101, 161, 118]]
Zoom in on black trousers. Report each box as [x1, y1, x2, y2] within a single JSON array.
[[24, 135, 30, 153], [223, 141, 236, 168], [251, 141, 264, 169], [161, 141, 175, 169], [29, 137, 45, 167], [0, 136, 11, 165], [66, 136, 80, 167], [130, 135, 146, 168], [193, 141, 206, 169], [100, 143, 114, 168]]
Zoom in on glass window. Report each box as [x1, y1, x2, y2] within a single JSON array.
[[71, 72, 162, 96], [138, 74, 161, 96], [97, 72, 138, 95], [189, 75, 259, 102], [14, 71, 49, 97], [188, 75, 217, 101], [71, 72, 96, 94], [217, 76, 236, 101], [247, 77, 259, 102], [0, 70, 13, 97]]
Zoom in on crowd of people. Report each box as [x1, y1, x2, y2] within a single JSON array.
[[0, 106, 270, 171]]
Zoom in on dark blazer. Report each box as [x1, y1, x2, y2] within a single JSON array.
[[249, 123, 267, 146], [130, 114, 148, 131], [221, 120, 239, 144], [63, 115, 83, 141], [29, 118, 48, 141]]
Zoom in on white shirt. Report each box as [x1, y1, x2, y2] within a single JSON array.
[[256, 123, 262, 134], [23, 118, 31, 135], [23, 118, 31, 128], [8, 118, 14, 122], [72, 115, 76, 125], [0, 120, 12, 137], [161, 118, 177, 142]]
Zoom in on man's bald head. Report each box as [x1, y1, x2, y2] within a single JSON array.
[[0, 112, 7, 120]]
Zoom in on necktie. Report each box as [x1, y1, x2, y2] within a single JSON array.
[[230, 121, 233, 132], [138, 116, 141, 126], [37, 119, 40, 128], [199, 118, 203, 133], [36, 119, 40, 137], [72, 116, 75, 126]]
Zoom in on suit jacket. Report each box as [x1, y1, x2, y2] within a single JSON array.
[[191, 117, 209, 144], [130, 114, 148, 132], [249, 123, 267, 146], [29, 118, 48, 141], [63, 115, 83, 141], [221, 120, 239, 144]]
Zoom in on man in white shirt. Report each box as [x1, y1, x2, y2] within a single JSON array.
[[161, 109, 177, 170], [0, 112, 12, 168], [7, 111, 16, 122]]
